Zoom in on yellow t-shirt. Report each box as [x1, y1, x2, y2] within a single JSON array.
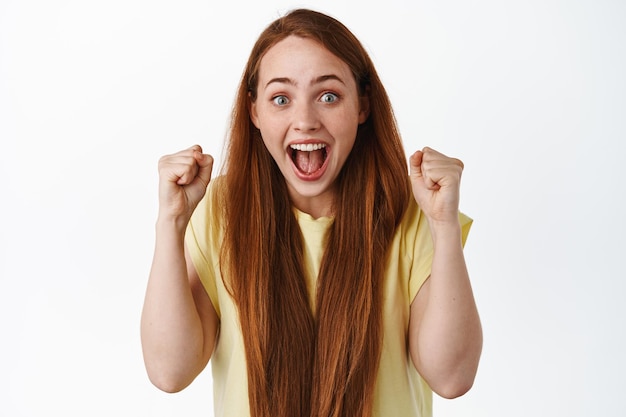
[[185, 179, 472, 417]]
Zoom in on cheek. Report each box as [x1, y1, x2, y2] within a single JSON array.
[[335, 112, 360, 143], [258, 124, 286, 157], [255, 107, 283, 136], [258, 121, 280, 143]]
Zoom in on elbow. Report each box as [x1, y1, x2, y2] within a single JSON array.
[[143, 356, 197, 393], [146, 368, 193, 394], [141, 345, 210, 394], [432, 373, 476, 399], [411, 350, 480, 399], [430, 353, 481, 399], [141, 338, 211, 394], [425, 352, 481, 399], [435, 333, 483, 399]]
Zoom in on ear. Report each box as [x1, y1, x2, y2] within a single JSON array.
[[249, 92, 261, 129], [358, 89, 370, 124]]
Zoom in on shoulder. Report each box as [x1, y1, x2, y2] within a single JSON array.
[[396, 198, 429, 250], [187, 176, 228, 248], [191, 176, 226, 220]]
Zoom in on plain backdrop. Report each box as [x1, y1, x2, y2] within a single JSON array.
[[1, 0, 625, 416]]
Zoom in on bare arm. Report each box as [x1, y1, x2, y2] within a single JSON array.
[[407, 148, 483, 399], [140, 145, 218, 393]]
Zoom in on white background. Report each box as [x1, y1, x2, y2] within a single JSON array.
[[1, 0, 625, 416]]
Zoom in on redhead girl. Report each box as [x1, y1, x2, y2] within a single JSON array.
[[141, 8, 482, 417]]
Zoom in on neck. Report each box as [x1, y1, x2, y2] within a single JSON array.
[[288, 188, 336, 219]]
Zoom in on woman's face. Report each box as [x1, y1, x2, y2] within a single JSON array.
[[250, 35, 369, 216]]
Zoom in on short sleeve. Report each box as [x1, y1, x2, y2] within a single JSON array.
[[184, 179, 223, 317], [406, 201, 473, 302]]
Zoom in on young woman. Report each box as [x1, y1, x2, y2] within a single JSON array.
[[141, 8, 482, 417]]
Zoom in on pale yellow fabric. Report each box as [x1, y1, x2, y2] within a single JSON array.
[[185, 179, 472, 417]]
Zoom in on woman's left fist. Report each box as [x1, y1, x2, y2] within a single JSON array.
[[409, 147, 464, 224]]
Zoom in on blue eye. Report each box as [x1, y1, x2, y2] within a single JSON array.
[[321, 92, 338, 103], [272, 95, 289, 106]]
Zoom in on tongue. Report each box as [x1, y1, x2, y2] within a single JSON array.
[[295, 150, 324, 174]]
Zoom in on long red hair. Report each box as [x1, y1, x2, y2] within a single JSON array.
[[219, 9, 411, 417]]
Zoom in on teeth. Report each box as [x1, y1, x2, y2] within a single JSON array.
[[289, 143, 326, 152]]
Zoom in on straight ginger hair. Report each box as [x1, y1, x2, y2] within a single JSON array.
[[219, 9, 411, 417]]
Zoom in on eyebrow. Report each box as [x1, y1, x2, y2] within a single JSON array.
[[264, 74, 346, 89]]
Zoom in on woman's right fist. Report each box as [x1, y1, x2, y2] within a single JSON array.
[[157, 145, 213, 223]]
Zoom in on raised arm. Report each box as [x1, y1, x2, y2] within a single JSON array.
[[407, 147, 483, 399], [140, 145, 219, 393]]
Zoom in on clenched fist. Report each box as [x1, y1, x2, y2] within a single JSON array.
[[409, 147, 464, 226], [157, 145, 213, 225]]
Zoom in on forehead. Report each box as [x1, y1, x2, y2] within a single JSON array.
[[257, 35, 355, 86]]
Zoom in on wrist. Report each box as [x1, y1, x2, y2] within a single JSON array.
[[428, 218, 463, 246], [155, 212, 190, 236]]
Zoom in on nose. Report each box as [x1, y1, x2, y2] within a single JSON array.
[[292, 101, 321, 132]]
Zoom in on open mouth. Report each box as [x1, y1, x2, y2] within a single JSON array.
[[289, 143, 328, 175]]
